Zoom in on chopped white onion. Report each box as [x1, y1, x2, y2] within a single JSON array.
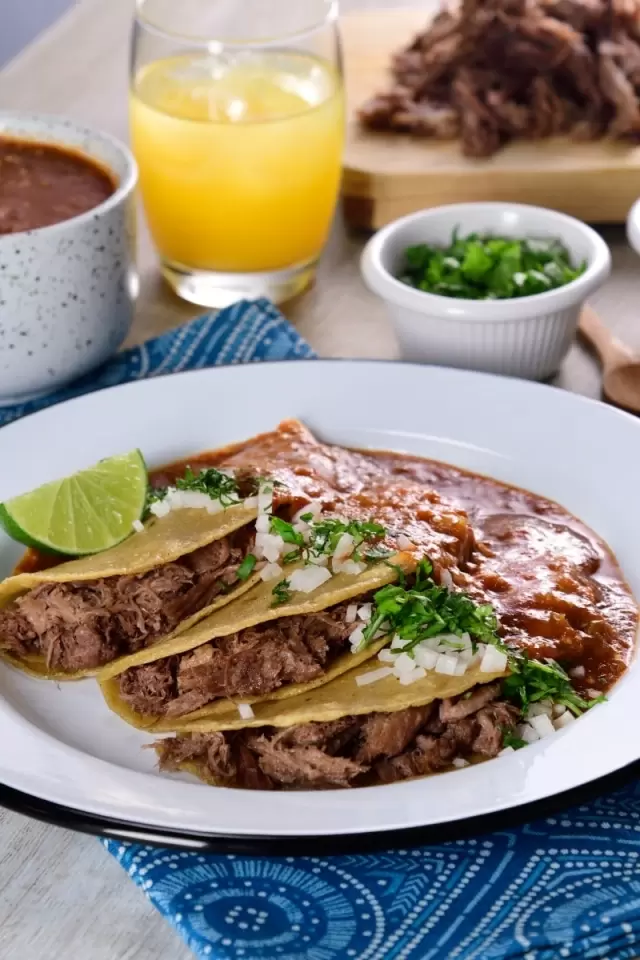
[[552, 703, 567, 718], [243, 495, 259, 508], [333, 532, 355, 563], [569, 665, 586, 679], [518, 723, 540, 744], [345, 603, 358, 624], [132, 519, 144, 533], [237, 703, 254, 720], [149, 498, 170, 518], [391, 634, 405, 650], [435, 653, 459, 676], [166, 490, 224, 513], [440, 568, 454, 590], [527, 701, 553, 719], [479, 645, 508, 674], [356, 666, 394, 686], [259, 562, 283, 582], [452, 757, 469, 768], [587, 688, 602, 700], [498, 746, 514, 756], [397, 534, 413, 551], [357, 603, 372, 622], [377, 648, 396, 663], [292, 501, 322, 525], [257, 484, 273, 514], [414, 647, 438, 670], [349, 624, 365, 649], [256, 514, 270, 534], [333, 559, 366, 576], [257, 533, 285, 563], [553, 710, 575, 729], [453, 659, 468, 676], [393, 652, 416, 676], [398, 666, 426, 686], [288, 566, 332, 593], [529, 713, 555, 738]]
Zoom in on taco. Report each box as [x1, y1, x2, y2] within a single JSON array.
[[153, 658, 512, 790], [0, 467, 277, 679], [99, 554, 418, 730], [150, 552, 596, 790]]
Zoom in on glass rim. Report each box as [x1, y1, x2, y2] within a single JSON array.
[[134, 0, 339, 48]]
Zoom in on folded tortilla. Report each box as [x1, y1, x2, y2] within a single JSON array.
[[154, 660, 509, 789], [0, 503, 261, 680], [164, 657, 508, 734], [99, 553, 417, 730]]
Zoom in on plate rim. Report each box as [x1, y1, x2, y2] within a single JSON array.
[[2, 758, 638, 854], [1, 358, 639, 843]]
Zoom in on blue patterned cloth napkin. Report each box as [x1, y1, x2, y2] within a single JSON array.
[[3, 297, 639, 959]]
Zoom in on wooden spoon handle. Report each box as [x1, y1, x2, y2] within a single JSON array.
[[578, 305, 635, 370]]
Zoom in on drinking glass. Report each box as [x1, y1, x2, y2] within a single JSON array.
[[130, 0, 344, 307]]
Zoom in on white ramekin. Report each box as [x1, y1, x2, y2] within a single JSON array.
[[361, 202, 611, 380]]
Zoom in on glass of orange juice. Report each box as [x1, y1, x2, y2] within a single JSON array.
[[130, 0, 345, 307]]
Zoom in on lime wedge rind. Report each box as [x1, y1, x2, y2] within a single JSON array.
[[0, 449, 148, 556]]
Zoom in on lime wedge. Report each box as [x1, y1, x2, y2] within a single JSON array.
[[0, 450, 148, 556]]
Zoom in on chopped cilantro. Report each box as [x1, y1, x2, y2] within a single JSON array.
[[362, 558, 498, 649], [236, 554, 257, 581], [271, 579, 293, 607], [502, 729, 527, 750], [399, 232, 585, 300], [360, 557, 597, 717], [175, 466, 242, 506], [502, 655, 597, 717], [269, 516, 305, 547], [143, 485, 167, 520], [275, 516, 388, 566]]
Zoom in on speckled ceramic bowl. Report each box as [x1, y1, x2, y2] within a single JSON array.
[[0, 113, 138, 404]]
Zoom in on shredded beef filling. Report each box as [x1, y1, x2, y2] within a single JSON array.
[[119, 600, 359, 718], [359, 0, 640, 158], [156, 681, 521, 789], [0, 528, 255, 673]]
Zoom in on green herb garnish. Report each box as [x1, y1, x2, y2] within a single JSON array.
[[502, 729, 527, 750], [362, 558, 498, 649], [502, 655, 599, 717], [269, 516, 306, 547], [175, 466, 242, 506], [361, 558, 598, 718], [273, 516, 388, 566], [399, 231, 586, 300], [271, 578, 293, 607], [236, 553, 257, 581], [143, 485, 167, 519]]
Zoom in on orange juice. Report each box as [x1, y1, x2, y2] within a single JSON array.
[[130, 51, 344, 273]]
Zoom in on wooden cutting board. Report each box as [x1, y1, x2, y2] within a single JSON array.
[[341, 7, 640, 229]]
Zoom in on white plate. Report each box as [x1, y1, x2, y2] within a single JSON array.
[[0, 360, 638, 843]]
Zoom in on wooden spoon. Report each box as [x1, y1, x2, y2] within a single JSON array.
[[578, 305, 640, 413]]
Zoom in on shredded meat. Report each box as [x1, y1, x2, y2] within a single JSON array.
[[359, 0, 640, 157], [355, 704, 435, 763], [119, 600, 359, 718], [156, 684, 522, 790], [0, 529, 254, 673]]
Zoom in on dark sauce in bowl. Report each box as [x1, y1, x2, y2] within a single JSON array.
[[0, 136, 116, 235]]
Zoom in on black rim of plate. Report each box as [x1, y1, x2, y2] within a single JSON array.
[[2, 758, 639, 855]]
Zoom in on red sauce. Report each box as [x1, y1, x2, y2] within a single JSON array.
[[0, 136, 115, 234], [16, 419, 638, 693]]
